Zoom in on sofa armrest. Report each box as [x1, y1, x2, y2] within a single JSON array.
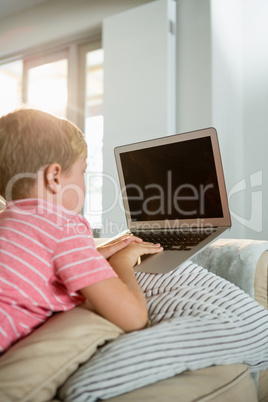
[[254, 251, 268, 402], [192, 239, 268, 301]]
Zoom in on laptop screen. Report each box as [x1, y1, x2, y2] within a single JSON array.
[[119, 136, 224, 222]]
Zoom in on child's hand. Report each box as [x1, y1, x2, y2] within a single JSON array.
[[81, 240, 163, 332], [108, 241, 163, 269], [97, 235, 143, 259]]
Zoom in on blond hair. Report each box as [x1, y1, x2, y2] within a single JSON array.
[[0, 108, 87, 200]]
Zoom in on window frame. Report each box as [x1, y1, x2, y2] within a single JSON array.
[[0, 31, 102, 130], [77, 39, 102, 131], [23, 49, 69, 118]]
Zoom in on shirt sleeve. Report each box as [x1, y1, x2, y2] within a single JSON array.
[[53, 216, 117, 293]]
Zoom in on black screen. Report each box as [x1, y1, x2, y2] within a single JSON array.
[[119, 137, 223, 221]]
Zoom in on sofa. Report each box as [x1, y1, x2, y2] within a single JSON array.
[[0, 239, 267, 402]]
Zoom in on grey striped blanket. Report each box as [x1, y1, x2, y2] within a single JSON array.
[[58, 261, 268, 401]]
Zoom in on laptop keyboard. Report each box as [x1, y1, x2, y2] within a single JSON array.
[[131, 230, 215, 251]]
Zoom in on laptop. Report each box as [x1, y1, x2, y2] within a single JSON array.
[[111, 127, 231, 274]]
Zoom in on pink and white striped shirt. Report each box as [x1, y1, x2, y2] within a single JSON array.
[[0, 199, 117, 353]]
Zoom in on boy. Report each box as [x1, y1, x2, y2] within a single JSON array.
[[0, 108, 162, 353]]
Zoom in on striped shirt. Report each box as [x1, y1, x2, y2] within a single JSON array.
[[0, 199, 117, 353]]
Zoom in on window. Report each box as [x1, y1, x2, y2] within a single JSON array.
[[82, 48, 104, 231], [26, 53, 68, 118], [0, 39, 104, 232], [0, 60, 23, 115]]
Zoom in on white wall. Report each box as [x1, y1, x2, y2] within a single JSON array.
[[176, 0, 268, 241], [176, 0, 212, 133], [211, 0, 268, 240], [0, 0, 154, 58], [242, 0, 268, 240], [210, 0, 245, 239]]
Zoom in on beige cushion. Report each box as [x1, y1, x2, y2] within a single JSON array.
[[258, 368, 268, 402], [255, 251, 268, 402], [106, 364, 258, 402], [254, 250, 268, 310], [0, 304, 122, 402]]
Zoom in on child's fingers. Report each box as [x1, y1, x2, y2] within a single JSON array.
[[107, 234, 143, 245], [108, 236, 142, 250], [129, 235, 143, 243], [139, 241, 162, 247], [100, 238, 132, 256], [138, 242, 163, 254]]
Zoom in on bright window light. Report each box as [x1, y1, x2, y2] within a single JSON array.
[[27, 59, 68, 117], [83, 49, 104, 231], [0, 60, 23, 117]]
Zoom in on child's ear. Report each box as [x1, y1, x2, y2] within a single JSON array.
[[45, 163, 62, 194]]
